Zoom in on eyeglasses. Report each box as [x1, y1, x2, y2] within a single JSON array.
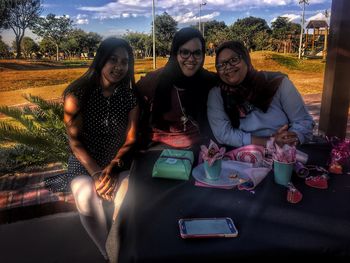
[[178, 49, 203, 59], [216, 55, 242, 71]]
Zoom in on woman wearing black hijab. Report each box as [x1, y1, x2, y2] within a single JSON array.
[[208, 41, 314, 148], [137, 27, 216, 149]]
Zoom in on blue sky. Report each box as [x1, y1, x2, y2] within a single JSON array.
[[1, 0, 332, 45]]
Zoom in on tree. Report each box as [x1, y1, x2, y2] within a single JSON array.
[[154, 12, 177, 56], [61, 29, 102, 59], [271, 16, 301, 53], [60, 35, 79, 59], [271, 17, 291, 40], [21, 37, 39, 58], [230, 16, 271, 51], [203, 20, 227, 41], [39, 37, 56, 59], [124, 32, 152, 58], [13, 37, 40, 58], [61, 29, 85, 59], [0, 0, 42, 58], [203, 20, 227, 32], [0, 1, 10, 29], [142, 34, 153, 58], [0, 36, 10, 58], [33, 13, 73, 61], [252, 31, 272, 51], [85, 32, 102, 54], [206, 27, 234, 49]]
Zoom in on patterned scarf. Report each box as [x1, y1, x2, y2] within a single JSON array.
[[220, 68, 285, 128]]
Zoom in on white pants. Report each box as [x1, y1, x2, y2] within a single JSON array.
[[70, 171, 129, 260]]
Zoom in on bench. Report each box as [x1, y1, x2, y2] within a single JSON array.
[[0, 168, 76, 224]]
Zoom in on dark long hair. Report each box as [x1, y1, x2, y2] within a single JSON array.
[[64, 37, 136, 112], [215, 40, 283, 128], [152, 27, 215, 125]]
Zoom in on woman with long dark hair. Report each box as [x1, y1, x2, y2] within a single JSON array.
[[137, 27, 216, 149], [208, 40, 314, 147], [46, 37, 139, 261]]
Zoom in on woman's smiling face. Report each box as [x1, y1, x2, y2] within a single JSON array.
[[101, 47, 129, 88], [176, 38, 203, 77], [216, 48, 248, 86]]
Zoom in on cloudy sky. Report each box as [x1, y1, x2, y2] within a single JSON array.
[[1, 0, 332, 45]]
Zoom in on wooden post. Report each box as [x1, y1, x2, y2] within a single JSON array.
[[311, 27, 315, 53], [323, 27, 328, 59], [305, 29, 308, 49], [319, 0, 350, 138]]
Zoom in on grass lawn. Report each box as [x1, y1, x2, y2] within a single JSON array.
[[0, 52, 325, 107]]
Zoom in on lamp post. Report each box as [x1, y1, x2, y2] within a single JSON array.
[[298, 0, 309, 59], [199, 1, 206, 34], [152, 0, 156, 69]]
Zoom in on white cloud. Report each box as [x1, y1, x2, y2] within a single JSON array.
[[173, 11, 220, 24], [79, 1, 151, 20], [271, 13, 300, 23], [76, 14, 89, 25], [77, 0, 331, 26], [271, 10, 331, 26], [307, 12, 329, 22], [48, 14, 70, 19], [79, 0, 327, 22]]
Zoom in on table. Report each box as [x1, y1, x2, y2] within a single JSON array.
[[117, 143, 350, 262]]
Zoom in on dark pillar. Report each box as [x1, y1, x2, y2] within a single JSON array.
[[319, 0, 350, 138]]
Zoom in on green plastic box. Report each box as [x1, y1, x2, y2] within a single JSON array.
[[152, 149, 194, 181]]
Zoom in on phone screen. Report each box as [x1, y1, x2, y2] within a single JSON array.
[[180, 218, 237, 236]]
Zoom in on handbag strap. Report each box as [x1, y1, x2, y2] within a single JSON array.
[[160, 155, 193, 166]]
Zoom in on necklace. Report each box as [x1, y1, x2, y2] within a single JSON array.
[[175, 86, 188, 131], [104, 96, 110, 127]]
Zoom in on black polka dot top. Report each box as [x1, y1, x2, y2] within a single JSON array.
[[68, 82, 138, 175], [44, 81, 138, 193]]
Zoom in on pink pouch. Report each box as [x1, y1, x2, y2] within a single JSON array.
[[225, 145, 265, 167]]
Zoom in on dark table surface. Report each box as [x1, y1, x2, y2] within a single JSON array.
[[118, 143, 350, 262]]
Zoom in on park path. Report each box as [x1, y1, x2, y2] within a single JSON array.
[[303, 93, 350, 137]]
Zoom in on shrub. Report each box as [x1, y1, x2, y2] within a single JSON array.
[[0, 94, 68, 175]]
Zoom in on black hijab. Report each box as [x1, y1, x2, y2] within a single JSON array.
[[216, 41, 285, 128], [152, 27, 216, 125]]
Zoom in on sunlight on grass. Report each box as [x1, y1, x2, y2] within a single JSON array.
[[0, 52, 326, 106], [270, 53, 325, 73]]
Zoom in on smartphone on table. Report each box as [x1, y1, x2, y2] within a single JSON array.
[[178, 217, 238, 239]]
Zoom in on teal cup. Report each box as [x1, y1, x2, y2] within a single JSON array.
[[204, 159, 222, 181], [273, 160, 294, 186]]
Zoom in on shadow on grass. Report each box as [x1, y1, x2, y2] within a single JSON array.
[[270, 54, 325, 73]]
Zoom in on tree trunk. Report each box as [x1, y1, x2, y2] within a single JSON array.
[[17, 32, 26, 59], [16, 37, 22, 59], [56, 44, 59, 61]]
